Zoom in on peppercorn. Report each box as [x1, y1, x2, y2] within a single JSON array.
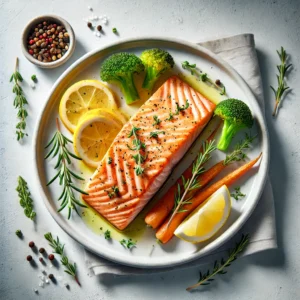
[[48, 254, 55, 261], [39, 247, 45, 253], [27, 255, 32, 261], [39, 257, 44, 263], [87, 22, 92, 28], [29, 241, 35, 248], [215, 79, 221, 86], [48, 274, 54, 279], [97, 25, 102, 31], [29, 49, 34, 55]]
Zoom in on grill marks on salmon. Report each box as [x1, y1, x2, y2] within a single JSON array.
[[83, 76, 216, 230]]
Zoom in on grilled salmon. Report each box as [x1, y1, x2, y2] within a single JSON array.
[[83, 76, 216, 230]]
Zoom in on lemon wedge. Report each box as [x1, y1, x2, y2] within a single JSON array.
[[73, 109, 127, 168], [59, 80, 117, 133], [174, 185, 231, 243]]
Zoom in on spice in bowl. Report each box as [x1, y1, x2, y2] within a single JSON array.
[[27, 20, 70, 63]]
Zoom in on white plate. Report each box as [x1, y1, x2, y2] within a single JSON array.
[[33, 37, 269, 268]]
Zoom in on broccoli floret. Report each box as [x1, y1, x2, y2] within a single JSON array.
[[100, 52, 144, 105], [214, 99, 254, 151], [140, 48, 174, 92]]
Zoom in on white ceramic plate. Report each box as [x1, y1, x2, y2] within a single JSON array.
[[34, 37, 269, 268]]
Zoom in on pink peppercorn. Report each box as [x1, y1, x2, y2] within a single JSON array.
[[39, 35, 43, 39], [29, 39, 34, 45], [49, 37, 53, 43], [29, 49, 34, 55], [53, 24, 57, 28]]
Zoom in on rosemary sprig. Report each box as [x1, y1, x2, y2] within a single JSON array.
[[182, 61, 226, 96], [168, 140, 216, 226], [153, 115, 161, 126], [231, 187, 245, 201], [271, 47, 292, 117], [186, 234, 249, 291], [45, 119, 87, 219], [127, 126, 145, 151], [16, 176, 36, 220], [44, 232, 81, 286], [224, 134, 256, 165], [10, 58, 28, 141], [133, 153, 147, 175], [150, 131, 165, 138], [175, 100, 189, 115], [120, 238, 136, 249], [107, 185, 119, 199]]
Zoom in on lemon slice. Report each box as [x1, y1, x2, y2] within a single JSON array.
[[174, 185, 231, 243], [59, 80, 117, 133], [74, 109, 127, 168]]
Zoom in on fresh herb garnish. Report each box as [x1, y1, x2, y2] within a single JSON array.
[[150, 131, 165, 138], [16, 176, 36, 220], [168, 140, 216, 226], [166, 111, 174, 121], [186, 234, 249, 291], [15, 230, 22, 238], [120, 238, 136, 249], [108, 157, 112, 164], [133, 153, 147, 176], [45, 118, 88, 219], [107, 185, 120, 198], [152, 115, 161, 126], [127, 126, 145, 150], [44, 232, 81, 286], [175, 100, 189, 115], [231, 187, 245, 201], [10, 57, 28, 141], [182, 61, 226, 96], [31, 74, 37, 82], [112, 27, 117, 34], [104, 230, 111, 240], [271, 47, 292, 117], [224, 134, 256, 165]]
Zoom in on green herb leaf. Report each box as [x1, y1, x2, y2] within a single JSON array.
[[16, 176, 36, 220], [153, 115, 161, 126], [175, 100, 189, 115], [150, 131, 165, 138], [120, 238, 136, 249], [231, 187, 246, 201], [104, 230, 111, 240]]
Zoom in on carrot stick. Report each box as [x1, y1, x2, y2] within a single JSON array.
[[156, 153, 262, 244], [145, 126, 220, 229], [145, 161, 225, 229]]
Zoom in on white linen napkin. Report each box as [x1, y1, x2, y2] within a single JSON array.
[[84, 34, 277, 276]]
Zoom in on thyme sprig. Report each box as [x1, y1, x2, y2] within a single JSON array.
[[44, 232, 81, 286], [45, 119, 87, 219], [182, 61, 226, 96], [271, 47, 292, 117], [231, 187, 245, 201], [168, 140, 216, 226], [104, 230, 111, 240], [107, 185, 119, 199], [224, 134, 257, 165], [152, 115, 161, 126], [127, 126, 145, 151], [16, 176, 36, 220], [186, 234, 249, 291], [10, 57, 28, 141], [133, 153, 147, 175], [175, 100, 189, 115]]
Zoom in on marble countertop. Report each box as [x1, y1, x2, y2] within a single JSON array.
[[0, 0, 299, 299]]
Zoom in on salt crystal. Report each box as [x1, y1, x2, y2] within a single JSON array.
[[33, 288, 38, 293], [96, 32, 101, 37], [41, 276, 45, 281], [30, 82, 35, 89], [93, 32, 97, 36], [39, 282, 44, 288], [93, 16, 98, 20], [45, 279, 50, 284], [102, 19, 108, 25]]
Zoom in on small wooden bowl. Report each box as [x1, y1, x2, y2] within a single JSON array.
[[22, 15, 76, 69]]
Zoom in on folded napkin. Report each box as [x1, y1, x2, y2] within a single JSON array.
[[84, 34, 277, 276]]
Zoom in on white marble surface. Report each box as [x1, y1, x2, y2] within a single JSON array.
[[0, 0, 300, 299]]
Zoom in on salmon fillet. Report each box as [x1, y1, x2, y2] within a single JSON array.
[[83, 76, 216, 230]]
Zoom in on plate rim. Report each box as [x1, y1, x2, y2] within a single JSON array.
[[33, 36, 269, 268]]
